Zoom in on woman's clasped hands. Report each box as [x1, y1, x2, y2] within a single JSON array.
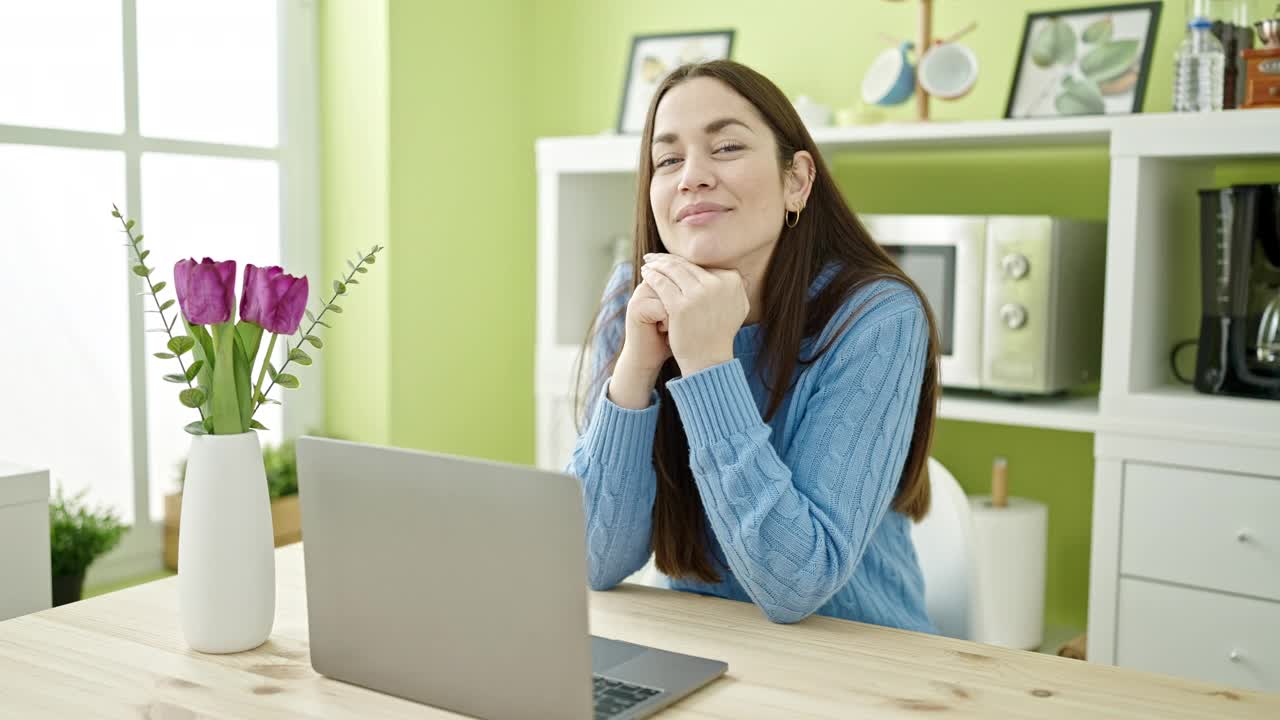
[[636, 253, 750, 377]]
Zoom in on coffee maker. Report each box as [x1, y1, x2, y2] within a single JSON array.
[[1195, 183, 1280, 400]]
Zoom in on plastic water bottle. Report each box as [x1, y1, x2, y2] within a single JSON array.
[[1173, 16, 1226, 112]]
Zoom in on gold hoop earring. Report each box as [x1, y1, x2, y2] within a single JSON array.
[[785, 207, 801, 229]]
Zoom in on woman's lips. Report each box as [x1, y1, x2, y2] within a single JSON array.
[[682, 208, 728, 226]]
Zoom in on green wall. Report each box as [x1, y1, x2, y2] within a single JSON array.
[[321, 1, 1276, 632], [320, 0, 391, 446], [320, 0, 536, 462], [385, 0, 535, 460]]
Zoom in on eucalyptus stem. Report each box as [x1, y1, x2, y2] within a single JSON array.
[[248, 246, 382, 418], [114, 205, 205, 424]]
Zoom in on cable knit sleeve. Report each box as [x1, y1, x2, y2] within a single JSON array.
[[664, 284, 929, 623], [564, 262, 660, 590]]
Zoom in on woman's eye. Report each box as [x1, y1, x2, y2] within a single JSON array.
[[654, 145, 739, 168]]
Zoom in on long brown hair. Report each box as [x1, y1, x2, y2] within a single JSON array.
[[575, 60, 939, 583]]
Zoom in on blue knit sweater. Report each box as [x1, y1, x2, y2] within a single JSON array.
[[567, 262, 935, 632]]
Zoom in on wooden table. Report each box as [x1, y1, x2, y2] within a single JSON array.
[[1, 544, 1276, 719]]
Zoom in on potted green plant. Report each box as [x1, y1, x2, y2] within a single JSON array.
[[49, 487, 129, 606]]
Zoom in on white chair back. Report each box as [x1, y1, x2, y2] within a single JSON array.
[[910, 457, 973, 639]]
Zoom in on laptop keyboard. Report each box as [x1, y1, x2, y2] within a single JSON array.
[[593, 675, 662, 719]]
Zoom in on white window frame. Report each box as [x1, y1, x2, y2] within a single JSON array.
[[0, 0, 322, 585]]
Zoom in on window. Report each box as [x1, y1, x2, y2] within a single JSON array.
[[0, 1, 319, 571]]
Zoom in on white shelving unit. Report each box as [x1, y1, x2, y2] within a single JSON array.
[[536, 109, 1280, 462], [535, 109, 1280, 690]]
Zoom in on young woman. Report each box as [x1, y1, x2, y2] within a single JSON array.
[[567, 60, 941, 632]]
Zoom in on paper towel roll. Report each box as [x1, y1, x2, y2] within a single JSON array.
[[968, 495, 1047, 650]]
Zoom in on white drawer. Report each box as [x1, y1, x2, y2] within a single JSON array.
[[1116, 578, 1280, 692], [1121, 462, 1280, 601]]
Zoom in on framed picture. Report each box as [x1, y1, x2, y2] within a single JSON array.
[[1005, 2, 1162, 119], [617, 30, 735, 135]]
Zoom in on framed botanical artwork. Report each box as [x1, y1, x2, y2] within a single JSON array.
[[617, 30, 735, 134], [1005, 2, 1162, 118]]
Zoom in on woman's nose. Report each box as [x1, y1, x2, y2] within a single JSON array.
[[678, 152, 715, 192]]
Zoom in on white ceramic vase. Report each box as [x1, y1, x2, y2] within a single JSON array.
[[178, 431, 276, 653]]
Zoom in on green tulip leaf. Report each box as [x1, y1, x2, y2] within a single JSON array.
[[1083, 16, 1114, 43], [231, 331, 254, 432], [132, 265, 151, 277], [153, 352, 176, 360], [305, 335, 324, 349], [208, 324, 242, 435], [185, 360, 204, 382], [152, 281, 167, 294], [1055, 76, 1106, 115], [163, 373, 187, 384], [183, 420, 208, 435], [167, 335, 196, 356], [276, 373, 300, 389], [326, 304, 343, 314], [288, 347, 312, 366], [235, 321, 264, 369], [1031, 17, 1076, 68], [1080, 39, 1139, 83], [179, 387, 206, 408]]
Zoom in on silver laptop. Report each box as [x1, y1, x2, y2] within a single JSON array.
[[296, 437, 727, 720]]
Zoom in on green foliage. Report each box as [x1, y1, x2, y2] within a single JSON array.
[[175, 431, 342, 500], [263, 439, 299, 499], [49, 487, 129, 577]]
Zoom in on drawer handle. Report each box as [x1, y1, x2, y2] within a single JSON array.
[[1229, 649, 1243, 663], [1236, 529, 1251, 543]]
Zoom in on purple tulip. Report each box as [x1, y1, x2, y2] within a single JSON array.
[[239, 264, 309, 335], [174, 258, 237, 326]]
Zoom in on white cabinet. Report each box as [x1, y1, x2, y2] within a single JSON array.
[[1117, 578, 1280, 692], [1091, 435, 1280, 692], [0, 461, 51, 620]]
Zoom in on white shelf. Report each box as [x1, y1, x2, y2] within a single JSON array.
[[1112, 109, 1280, 159], [1105, 385, 1280, 448], [536, 110, 1280, 174], [939, 392, 1100, 434]]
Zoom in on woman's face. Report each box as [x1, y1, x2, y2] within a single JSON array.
[[648, 77, 797, 272]]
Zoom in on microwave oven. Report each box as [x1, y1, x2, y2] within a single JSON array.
[[861, 214, 1107, 395]]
